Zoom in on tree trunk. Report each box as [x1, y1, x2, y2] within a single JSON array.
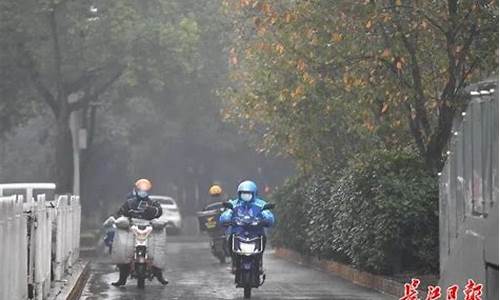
[[55, 112, 74, 194], [425, 103, 456, 173]]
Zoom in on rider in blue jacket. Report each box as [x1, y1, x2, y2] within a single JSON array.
[[220, 180, 275, 273]]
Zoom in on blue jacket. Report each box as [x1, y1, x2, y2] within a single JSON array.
[[219, 197, 275, 235]]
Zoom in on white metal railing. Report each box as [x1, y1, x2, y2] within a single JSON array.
[[52, 194, 81, 281], [0, 183, 81, 300], [0, 194, 28, 300]]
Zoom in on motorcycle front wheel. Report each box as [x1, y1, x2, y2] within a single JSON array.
[[135, 264, 146, 289], [137, 277, 145, 289], [218, 254, 226, 264], [242, 270, 252, 298]]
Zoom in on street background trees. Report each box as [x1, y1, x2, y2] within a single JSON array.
[[221, 0, 497, 276], [0, 0, 292, 224], [1, 0, 201, 192]]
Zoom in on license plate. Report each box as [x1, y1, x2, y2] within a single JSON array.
[[243, 262, 252, 270], [206, 216, 217, 229], [206, 220, 216, 229]]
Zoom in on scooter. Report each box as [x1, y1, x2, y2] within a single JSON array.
[[104, 215, 166, 289], [223, 202, 274, 299], [210, 234, 229, 264], [197, 202, 231, 264]]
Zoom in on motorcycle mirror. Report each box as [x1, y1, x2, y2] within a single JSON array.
[[262, 203, 275, 210], [222, 201, 234, 210]]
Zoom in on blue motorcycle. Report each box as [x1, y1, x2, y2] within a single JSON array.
[[223, 202, 274, 299]]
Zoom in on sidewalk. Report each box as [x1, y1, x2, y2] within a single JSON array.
[[48, 259, 90, 300]]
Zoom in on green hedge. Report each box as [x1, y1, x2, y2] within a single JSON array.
[[271, 148, 438, 275], [271, 176, 311, 254]]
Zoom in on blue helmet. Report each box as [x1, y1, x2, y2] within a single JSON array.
[[237, 180, 258, 195]]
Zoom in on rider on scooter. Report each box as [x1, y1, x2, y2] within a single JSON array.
[[219, 180, 275, 273], [111, 178, 168, 286], [208, 184, 224, 204]]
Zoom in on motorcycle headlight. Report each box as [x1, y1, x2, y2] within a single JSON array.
[[239, 242, 256, 254]]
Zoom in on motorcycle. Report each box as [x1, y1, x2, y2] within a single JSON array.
[[104, 215, 167, 289], [223, 202, 274, 299], [196, 202, 231, 263], [210, 234, 229, 264]]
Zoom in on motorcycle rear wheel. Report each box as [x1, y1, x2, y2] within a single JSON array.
[[244, 287, 251, 298], [137, 277, 145, 289]]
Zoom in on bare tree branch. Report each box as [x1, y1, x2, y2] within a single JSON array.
[[381, 4, 447, 33], [70, 66, 125, 111], [48, 5, 65, 110], [29, 66, 60, 116], [391, 5, 432, 138], [15, 43, 60, 116], [63, 65, 112, 95], [406, 103, 426, 156]]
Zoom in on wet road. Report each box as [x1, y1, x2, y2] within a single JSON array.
[[81, 235, 394, 300]]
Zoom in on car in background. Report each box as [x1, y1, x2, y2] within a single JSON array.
[[150, 195, 182, 235]]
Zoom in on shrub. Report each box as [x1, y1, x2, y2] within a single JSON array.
[[271, 148, 439, 275], [270, 176, 311, 254]]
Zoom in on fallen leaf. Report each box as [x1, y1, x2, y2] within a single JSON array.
[[331, 32, 343, 43], [381, 103, 389, 113], [381, 48, 391, 58], [366, 20, 372, 29], [275, 43, 285, 55]]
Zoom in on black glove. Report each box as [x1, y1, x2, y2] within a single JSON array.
[[128, 209, 142, 218], [143, 206, 159, 220]]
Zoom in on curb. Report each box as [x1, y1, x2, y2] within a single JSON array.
[[49, 260, 91, 300], [274, 247, 403, 299], [66, 262, 90, 300]]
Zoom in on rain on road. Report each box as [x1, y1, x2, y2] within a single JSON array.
[[82, 235, 394, 300]]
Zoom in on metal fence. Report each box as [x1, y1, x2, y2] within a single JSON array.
[[0, 194, 28, 300], [0, 183, 81, 300], [53, 194, 81, 281], [439, 79, 498, 299]]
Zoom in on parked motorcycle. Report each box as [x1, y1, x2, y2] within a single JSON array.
[[197, 202, 231, 264], [223, 202, 274, 299], [104, 215, 167, 289]]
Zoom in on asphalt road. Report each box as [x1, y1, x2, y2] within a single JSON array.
[[81, 235, 394, 300]]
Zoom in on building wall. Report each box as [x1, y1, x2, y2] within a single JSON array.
[[439, 79, 498, 299]]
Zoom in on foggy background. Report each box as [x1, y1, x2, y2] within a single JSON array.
[[0, 0, 293, 227]]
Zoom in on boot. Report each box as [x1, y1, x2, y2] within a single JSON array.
[[259, 255, 264, 274], [111, 264, 129, 286], [152, 267, 168, 285], [231, 256, 237, 274]]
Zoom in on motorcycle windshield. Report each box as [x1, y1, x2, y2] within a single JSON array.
[[231, 208, 266, 237]]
